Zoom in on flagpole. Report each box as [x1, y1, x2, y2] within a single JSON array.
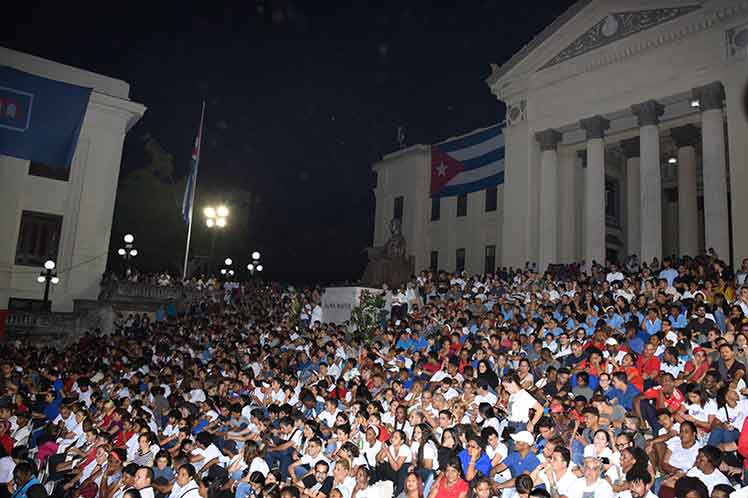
[[182, 101, 205, 281]]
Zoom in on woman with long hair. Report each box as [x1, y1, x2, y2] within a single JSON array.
[[375, 429, 411, 496], [437, 429, 461, 473], [396, 472, 423, 498], [410, 424, 439, 496]]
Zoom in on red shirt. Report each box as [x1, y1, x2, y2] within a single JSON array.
[[435, 477, 468, 498], [636, 355, 661, 378], [643, 386, 685, 412]]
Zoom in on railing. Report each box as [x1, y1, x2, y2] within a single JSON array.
[[100, 281, 218, 303], [4, 310, 80, 344]]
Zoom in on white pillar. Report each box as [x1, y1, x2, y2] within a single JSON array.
[[580, 116, 609, 268], [621, 138, 640, 259], [671, 125, 700, 258], [632, 100, 664, 264], [536, 129, 562, 271], [694, 82, 730, 261]]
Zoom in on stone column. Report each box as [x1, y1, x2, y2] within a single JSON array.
[[670, 124, 700, 258], [620, 138, 641, 259], [579, 116, 609, 268], [536, 129, 562, 271], [693, 82, 730, 260], [631, 100, 665, 264]]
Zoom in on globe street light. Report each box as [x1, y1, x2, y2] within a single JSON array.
[[247, 250, 262, 277], [38, 259, 60, 311], [118, 234, 137, 277]]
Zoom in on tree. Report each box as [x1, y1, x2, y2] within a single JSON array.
[[349, 289, 385, 345]]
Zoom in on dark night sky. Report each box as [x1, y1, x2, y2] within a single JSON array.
[[2, 0, 575, 283]]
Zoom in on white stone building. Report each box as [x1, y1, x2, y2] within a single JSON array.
[[0, 47, 146, 311], [372, 0, 748, 274]]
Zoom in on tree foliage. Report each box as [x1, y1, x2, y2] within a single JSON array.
[[349, 289, 385, 345]]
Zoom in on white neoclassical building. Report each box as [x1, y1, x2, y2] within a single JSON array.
[[0, 47, 146, 311], [372, 0, 748, 274]]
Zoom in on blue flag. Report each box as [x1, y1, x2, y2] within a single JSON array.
[[0, 66, 92, 169], [182, 103, 205, 224]]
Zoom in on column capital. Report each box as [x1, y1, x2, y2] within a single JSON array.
[[579, 116, 610, 140], [670, 124, 700, 148], [692, 81, 725, 111], [631, 100, 665, 126], [536, 129, 562, 151], [619, 137, 640, 158]]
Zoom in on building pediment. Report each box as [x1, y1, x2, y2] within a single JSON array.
[[537, 4, 702, 71], [487, 0, 748, 102]]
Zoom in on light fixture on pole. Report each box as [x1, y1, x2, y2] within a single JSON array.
[[221, 258, 234, 278], [38, 260, 60, 311], [204, 205, 229, 275], [118, 234, 137, 276], [247, 250, 263, 276]]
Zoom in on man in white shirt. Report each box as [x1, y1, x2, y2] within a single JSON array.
[[686, 446, 730, 494], [134, 467, 156, 498], [473, 383, 498, 406], [533, 446, 578, 498], [617, 469, 657, 498]]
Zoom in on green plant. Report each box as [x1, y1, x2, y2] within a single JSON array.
[[349, 289, 386, 345]]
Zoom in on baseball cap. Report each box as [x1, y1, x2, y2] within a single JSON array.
[[510, 431, 534, 445], [605, 338, 618, 346]]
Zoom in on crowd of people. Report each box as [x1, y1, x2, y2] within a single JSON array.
[[3, 253, 748, 498]]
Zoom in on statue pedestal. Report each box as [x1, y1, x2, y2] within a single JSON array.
[[361, 256, 413, 289]]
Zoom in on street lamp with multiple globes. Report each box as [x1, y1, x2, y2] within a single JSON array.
[[246, 251, 263, 275], [220, 257, 235, 278], [37, 259, 60, 311], [204, 205, 229, 275], [117, 234, 138, 277]]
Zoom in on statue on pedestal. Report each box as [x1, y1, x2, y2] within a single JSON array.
[[361, 218, 414, 288]]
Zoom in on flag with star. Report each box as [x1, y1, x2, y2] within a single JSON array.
[[430, 123, 505, 197]]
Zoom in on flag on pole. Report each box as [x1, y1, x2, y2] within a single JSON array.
[[182, 103, 205, 224]]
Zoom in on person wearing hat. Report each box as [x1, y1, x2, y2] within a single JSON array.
[[490, 431, 540, 492]]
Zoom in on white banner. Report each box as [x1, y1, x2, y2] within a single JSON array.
[[321, 286, 381, 325]]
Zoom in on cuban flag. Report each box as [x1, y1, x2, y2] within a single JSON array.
[[431, 123, 505, 197], [181, 103, 205, 224]]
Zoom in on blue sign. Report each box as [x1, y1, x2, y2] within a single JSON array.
[[0, 66, 92, 169]]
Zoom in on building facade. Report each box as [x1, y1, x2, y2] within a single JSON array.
[[372, 0, 748, 274], [0, 47, 146, 311]]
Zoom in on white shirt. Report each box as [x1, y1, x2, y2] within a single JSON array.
[[686, 400, 718, 425], [567, 477, 615, 498], [409, 441, 439, 470], [686, 467, 730, 494], [539, 468, 578, 497], [508, 389, 537, 423], [192, 443, 223, 472], [249, 456, 270, 477], [666, 438, 702, 471], [714, 400, 748, 431], [0, 456, 15, 484]]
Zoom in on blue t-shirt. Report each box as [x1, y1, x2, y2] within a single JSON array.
[[502, 450, 540, 477], [609, 384, 640, 411], [458, 449, 492, 477]]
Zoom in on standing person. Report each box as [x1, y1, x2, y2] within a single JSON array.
[[499, 375, 543, 436]]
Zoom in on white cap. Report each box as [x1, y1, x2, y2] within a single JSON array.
[[605, 337, 618, 346], [510, 431, 534, 445]]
